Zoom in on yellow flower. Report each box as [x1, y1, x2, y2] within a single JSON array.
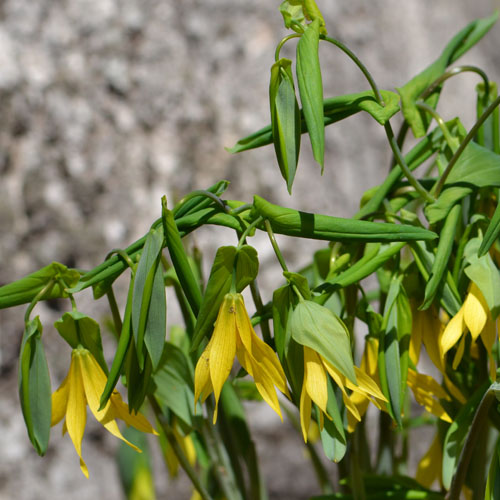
[[416, 433, 442, 488], [300, 345, 386, 441], [51, 346, 158, 478], [163, 419, 196, 478], [440, 283, 497, 379], [194, 293, 289, 423]]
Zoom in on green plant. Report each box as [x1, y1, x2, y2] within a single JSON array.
[[3, 2, 500, 499]]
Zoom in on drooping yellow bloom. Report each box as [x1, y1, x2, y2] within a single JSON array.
[[300, 345, 386, 441], [194, 293, 289, 423], [51, 346, 158, 478], [416, 433, 442, 488], [440, 283, 497, 379]]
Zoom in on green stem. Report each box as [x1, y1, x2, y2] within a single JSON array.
[[249, 279, 272, 345], [389, 121, 410, 171], [24, 279, 56, 323], [106, 287, 123, 338], [416, 101, 457, 152], [264, 219, 288, 272], [105, 248, 136, 271], [237, 216, 263, 248], [173, 190, 228, 215], [275, 34, 301, 61], [446, 386, 496, 500], [149, 396, 213, 500], [420, 65, 490, 101], [230, 203, 253, 216], [433, 94, 500, 198], [384, 122, 434, 203], [320, 35, 384, 105]]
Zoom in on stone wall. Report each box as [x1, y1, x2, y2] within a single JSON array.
[[0, 1, 499, 498]]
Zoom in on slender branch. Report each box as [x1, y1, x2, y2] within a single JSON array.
[[433, 94, 500, 197], [384, 122, 435, 203], [275, 34, 301, 61], [106, 287, 123, 337], [173, 190, 228, 215], [24, 279, 56, 323], [416, 101, 457, 152], [320, 35, 384, 105], [264, 219, 288, 272]]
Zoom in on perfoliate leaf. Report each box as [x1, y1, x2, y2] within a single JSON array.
[[54, 311, 108, 374], [290, 300, 356, 383], [18, 317, 52, 456], [0, 262, 80, 309], [235, 245, 259, 292]]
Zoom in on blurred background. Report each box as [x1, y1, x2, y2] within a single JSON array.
[[1, 0, 500, 498]]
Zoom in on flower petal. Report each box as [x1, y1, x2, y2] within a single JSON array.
[[66, 352, 89, 478], [209, 296, 237, 420], [440, 307, 465, 359], [416, 433, 442, 488], [299, 382, 312, 442], [303, 347, 328, 415], [463, 283, 488, 340], [51, 370, 70, 426], [194, 338, 214, 406]]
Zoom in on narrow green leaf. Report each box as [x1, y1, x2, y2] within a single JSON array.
[[479, 199, 500, 257], [270, 58, 302, 193], [296, 18, 324, 169], [18, 317, 52, 456], [485, 436, 500, 500], [254, 196, 437, 242], [132, 226, 164, 369], [272, 284, 295, 361], [422, 204, 461, 309], [191, 246, 237, 351], [126, 341, 153, 412], [320, 379, 347, 462], [100, 275, 135, 410], [442, 382, 488, 489], [290, 300, 356, 383], [163, 199, 202, 316]]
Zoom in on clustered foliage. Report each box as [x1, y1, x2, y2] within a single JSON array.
[[4, 1, 500, 499]]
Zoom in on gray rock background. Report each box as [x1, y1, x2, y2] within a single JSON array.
[[0, 0, 499, 498]]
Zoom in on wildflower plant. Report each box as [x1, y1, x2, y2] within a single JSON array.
[[4, 1, 500, 498]]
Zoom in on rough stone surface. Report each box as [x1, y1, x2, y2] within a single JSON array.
[[1, 0, 499, 498]]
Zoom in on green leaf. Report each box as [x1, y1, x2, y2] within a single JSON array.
[[270, 58, 302, 193], [18, 317, 52, 456], [0, 262, 80, 309], [54, 311, 108, 374], [191, 246, 237, 351], [424, 186, 471, 225], [227, 89, 400, 154], [132, 226, 164, 370], [445, 142, 500, 188], [235, 245, 259, 292], [100, 275, 135, 410], [283, 271, 311, 300], [254, 195, 437, 243], [125, 341, 153, 413], [316, 242, 405, 293], [442, 382, 488, 489], [272, 285, 295, 361], [290, 300, 356, 383], [378, 276, 410, 426], [320, 379, 347, 462], [163, 198, 202, 316], [280, 0, 327, 35], [421, 204, 461, 309], [296, 18, 324, 170], [153, 343, 195, 427], [485, 435, 500, 500], [480, 193, 500, 258], [397, 12, 498, 137], [464, 239, 500, 318]]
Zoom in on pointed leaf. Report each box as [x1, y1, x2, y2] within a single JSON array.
[[235, 245, 259, 292]]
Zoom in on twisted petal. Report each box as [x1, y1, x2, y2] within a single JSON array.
[[194, 338, 214, 405], [51, 370, 70, 426], [66, 353, 88, 478], [299, 382, 312, 442], [234, 294, 289, 397], [440, 307, 465, 359], [463, 283, 488, 340]]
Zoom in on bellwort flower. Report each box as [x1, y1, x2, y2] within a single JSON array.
[[194, 293, 289, 423], [51, 346, 158, 478]]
